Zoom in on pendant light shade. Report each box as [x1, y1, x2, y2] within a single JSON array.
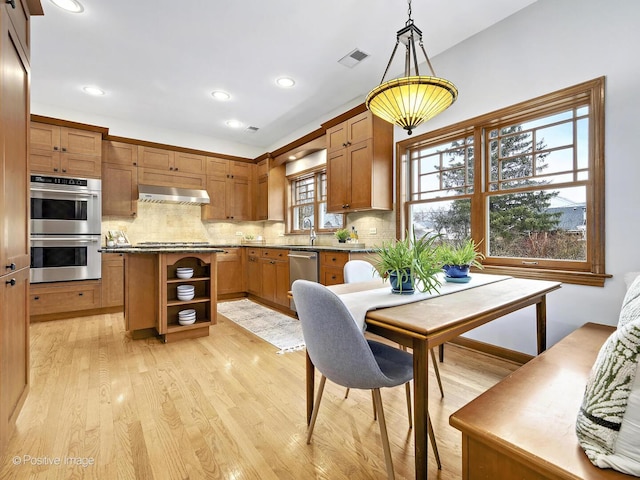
[[366, 1, 458, 135]]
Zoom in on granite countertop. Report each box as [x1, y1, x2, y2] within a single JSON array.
[[100, 243, 377, 254]]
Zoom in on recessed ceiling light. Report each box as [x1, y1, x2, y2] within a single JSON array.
[[211, 90, 230, 101], [82, 86, 105, 96], [225, 120, 243, 129], [288, 155, 297, 160], [276, 77, 295, 88], [49, 0, 84, 13]]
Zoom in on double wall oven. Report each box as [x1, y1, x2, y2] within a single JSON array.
[[30, 175, 102, 283]]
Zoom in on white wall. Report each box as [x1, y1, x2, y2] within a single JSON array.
[[399, 0, 640, 354]]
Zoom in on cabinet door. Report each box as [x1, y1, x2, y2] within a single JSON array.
[[326, 121, 348, 153], [1, 24, 30, 272], [228, 177, 251, 221], [275, 260, 290, 307], [1, 267, 29, 450], [102, 162, 138, 217], [256, 175, 268, 220], [138, 167, 205, 189], [346, 111, 373, 145], [174, 152, 205, 175], [326, 148, 349, 212], [202, 175, 227, 220], [60, 152, 101, 178], [30, 122, 59, 152], [216, 248, 243, 295], [246, 254, 262, 296], [101, 254, 124, 308], [261, 258, 277, 302], [60, 128, 102, 156], [29, 149, 60, 174], [347, 139, 373, 210], [205, 157, 228, 177], [103, 140, 138, 166], [138, 146, 174, 170]]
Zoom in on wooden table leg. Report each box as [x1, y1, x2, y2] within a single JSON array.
[[412, 339, 429, 479], [536, 295, 547, 354], [306, 351, 315, 425]]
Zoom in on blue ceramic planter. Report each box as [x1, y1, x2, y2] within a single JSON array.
[[388, 270, 414, 294], [443, 264, 470, 278]]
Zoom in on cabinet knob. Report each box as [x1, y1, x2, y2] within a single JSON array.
[[174, 167, 178, 171], [53, 168, 59, 172], [34, 296, 40, 300], [62, 169, 67, 172], [62, 147, 67, 152], [131, 212, 136, 216], [6, 278, 16, 286], [133, 162, 137, 166], [53, 146, 59, 151], [79, 292, 84, 296], [6, 262, 16, 271]]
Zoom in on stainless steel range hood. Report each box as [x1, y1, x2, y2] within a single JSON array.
[[138, 184, 210, 205]]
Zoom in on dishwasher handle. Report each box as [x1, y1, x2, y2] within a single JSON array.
[[287, 253, 318, 260]]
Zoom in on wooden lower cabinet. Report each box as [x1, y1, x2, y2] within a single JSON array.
[[216, 248, 243, 297], [246, 248, 262, 296], [260, 249, 289, 308], [30, 280, 101, 317], [101, 253, 124, 308], [320, 251, 349, 286]]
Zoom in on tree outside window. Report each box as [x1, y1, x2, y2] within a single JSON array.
[[290, 171, 344, 233]]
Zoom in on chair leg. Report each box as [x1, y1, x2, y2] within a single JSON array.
[[307, 375, 327, 444], [372, 388, 395, 480], [427, 410, 442, 470], [372, 391, 377, 420], [344, 387, 350, 398], [405, 382, 412, 429], [430, 348, 445, 398]]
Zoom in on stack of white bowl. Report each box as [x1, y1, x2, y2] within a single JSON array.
[[176, 267, 194, 279], [178, 308, 196, 325], [176, 284, 195, 301]]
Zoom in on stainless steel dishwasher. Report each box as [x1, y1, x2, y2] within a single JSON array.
[[288, 250, 319, 312]]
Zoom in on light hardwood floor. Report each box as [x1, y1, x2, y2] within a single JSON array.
[[0, 310, 520, 479]]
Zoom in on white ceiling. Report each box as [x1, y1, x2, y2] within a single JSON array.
[[30, 0, 538, 156]]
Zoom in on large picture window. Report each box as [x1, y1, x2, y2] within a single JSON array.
[[399, 78, 607, 286], [289, 170, 344, 233]]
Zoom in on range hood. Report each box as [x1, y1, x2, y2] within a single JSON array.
[[138, 184, 210, 205]]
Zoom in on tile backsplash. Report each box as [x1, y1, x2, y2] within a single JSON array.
[[102, 202, 396, 246]]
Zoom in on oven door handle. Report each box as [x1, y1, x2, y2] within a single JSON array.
[[30, 187, 98, 197], [30, 237, 99, 243]]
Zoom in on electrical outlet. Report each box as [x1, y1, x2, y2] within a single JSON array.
[[369, 227, 377, 235], [235, 231, 243, 236]]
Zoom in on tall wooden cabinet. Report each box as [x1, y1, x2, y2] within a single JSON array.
[[255, 158, 285, 221], [0, 0, 42, 456], [326, 110, 393, 213]]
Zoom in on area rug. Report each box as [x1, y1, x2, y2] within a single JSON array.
[[217, 299, 305, 354]]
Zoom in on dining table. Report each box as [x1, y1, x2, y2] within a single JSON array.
[[305, 275, 562, 479]]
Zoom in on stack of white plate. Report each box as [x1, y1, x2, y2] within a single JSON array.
[[176, 284, 195, 301], [178, 308, 196, 325], [176, 267, 194, 279]]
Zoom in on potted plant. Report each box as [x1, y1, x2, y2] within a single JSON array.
[[334, 228, 350, 243], [373, 231, 442, 294], [435, 239, 485, 280]]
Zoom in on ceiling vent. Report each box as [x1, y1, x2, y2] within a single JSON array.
[[338, 48, 370, 68], [245, 126, 259, 133]]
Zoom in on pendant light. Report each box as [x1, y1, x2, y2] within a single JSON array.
[[366, 0, 458, 135]]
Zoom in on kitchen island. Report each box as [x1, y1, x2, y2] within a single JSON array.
[[102, 244, 223, 342]]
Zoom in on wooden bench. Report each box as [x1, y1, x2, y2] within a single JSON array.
[[449, 322, 634, 479]]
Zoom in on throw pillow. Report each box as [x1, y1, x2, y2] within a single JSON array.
[[619, 274, 640, 328], [576, 319, 640, 475]]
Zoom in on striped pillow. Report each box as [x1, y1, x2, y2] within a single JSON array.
[[576, 318, 640, 474]]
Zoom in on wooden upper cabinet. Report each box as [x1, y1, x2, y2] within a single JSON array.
[[202, 157, 254, 221], [103, 140, 138, 166], [255, 158, 284, 221], [137, 146, 205, 189], [30, 123, 102, 178], [326, 111, 393, 213]]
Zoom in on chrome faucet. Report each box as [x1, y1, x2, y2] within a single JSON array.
[[303, 217, 317, 245]]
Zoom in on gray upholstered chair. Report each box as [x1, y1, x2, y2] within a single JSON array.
[[292, 279, 441, 479], [342, 260, 445, 399]]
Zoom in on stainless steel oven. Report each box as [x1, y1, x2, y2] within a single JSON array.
[[30, 175, 101, 235], [30, 235, 102, 283], [30, 175, 102, 283]]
